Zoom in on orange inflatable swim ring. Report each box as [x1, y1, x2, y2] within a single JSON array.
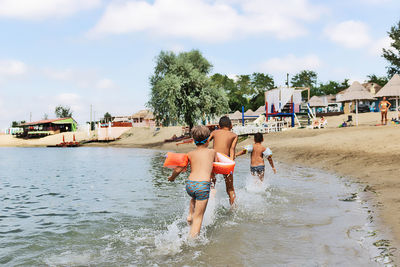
[[163, 152, 235, 175], [213, 152, 235, 175], [163, 152, 188, 169]]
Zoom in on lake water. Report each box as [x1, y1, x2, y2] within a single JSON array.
[[0, 147, 396, 266]]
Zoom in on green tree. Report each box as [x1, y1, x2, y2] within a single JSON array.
[[55, 105, 73, 118], [317, 79, 349, 96], [382, 20, 400, 77], [291, 70, 318, 98], [147, 50, 229, 129], [11, 121, 25, 127], [291, 70, 317, 88], [210, 74, 245, 112], [43, 113, 48, 120], [249, 73, 275, 110], [104, 112, 112, 123], [366, 74, 389, 87], [211, 72, 275, 112]]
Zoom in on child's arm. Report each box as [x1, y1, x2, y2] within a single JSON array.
[[168, 166, 186, 181], [229, 135, 238, 160], [267, 156, 277, 174], [235, 149, 246, 158], [208, 131, 214, 143], [236, 145, 252, 159]]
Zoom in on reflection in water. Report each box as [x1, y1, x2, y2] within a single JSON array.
[[148, 151, 189, 188]]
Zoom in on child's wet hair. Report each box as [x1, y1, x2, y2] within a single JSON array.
[[219, 116, 232, 128], [254, 133, 263, 143], [191, 126, 210, 146]]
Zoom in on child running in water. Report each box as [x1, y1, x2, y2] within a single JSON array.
[[208, 116, 238, 206], [236, 133, 276, 181], [168, 126, 216, 238]]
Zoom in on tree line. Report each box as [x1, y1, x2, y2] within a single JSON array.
[[147, 20, 400, 128]]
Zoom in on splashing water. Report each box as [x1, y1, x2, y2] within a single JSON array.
[[0, 147, 396, 266]]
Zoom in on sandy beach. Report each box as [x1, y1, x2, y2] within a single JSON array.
[[2, 112, 400, 260]]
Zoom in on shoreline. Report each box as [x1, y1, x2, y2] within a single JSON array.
[[92, 124, 400, 262], [1, 114, 400, 262]]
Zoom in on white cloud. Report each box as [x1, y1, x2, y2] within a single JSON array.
[[89, 0, 326, 42], [96, 78, 115, 89], [324, 20, 371, 48], [43, 68, 116, 90], [358, 0, 393, 4], [369, 36, 392, 56], [0, 60, 27, 76], [0, 0, 101, 20], [55, 93, 83, 112], [259, 54, 321, 74]]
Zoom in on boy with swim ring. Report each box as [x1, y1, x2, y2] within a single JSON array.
[[208, 116, 238, 206], [167, 126, 216, 238], [236, 133, 276, 182]]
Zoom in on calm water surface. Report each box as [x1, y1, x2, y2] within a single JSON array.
[[0, 147, 395, 266]]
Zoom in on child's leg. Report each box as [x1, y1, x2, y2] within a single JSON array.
[[187, 198, 195, 224], [224, 174, 236, 205], [210, 173, 216, 188], [189, 199, 208, 238], [258, 171, 264, 182]]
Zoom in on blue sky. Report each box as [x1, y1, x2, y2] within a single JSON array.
[[0, 0, 399, 129]]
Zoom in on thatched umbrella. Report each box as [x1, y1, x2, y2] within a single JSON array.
[[228, 111, 242, 121], [308, 96, 327, 107], [308, 96, 327, 116], [375, 74, 400, 120], [244, 109, 256, 116], [254, 105, 266, 116], [338, 81, 376, 126]]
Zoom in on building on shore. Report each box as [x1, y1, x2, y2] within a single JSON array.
[[17, 117, 77, 138], [131, 110, 155, 127]]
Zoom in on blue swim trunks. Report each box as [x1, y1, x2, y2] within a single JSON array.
[[185, 180, 211, 200], [250, 165, 265, 176]]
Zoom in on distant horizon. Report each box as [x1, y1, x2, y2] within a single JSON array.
[[1, 0, 399, 129]]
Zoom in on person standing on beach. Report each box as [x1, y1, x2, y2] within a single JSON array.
[[208, 116, 238, 206], [236, 133, 276, 182], [379, 97, 391, 125], [168, 126, 216, 238]]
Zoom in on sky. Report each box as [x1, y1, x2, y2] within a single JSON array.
[[0, 0, 399, 129]]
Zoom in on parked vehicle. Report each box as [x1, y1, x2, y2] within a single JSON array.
[[357, 104, 370, 113]]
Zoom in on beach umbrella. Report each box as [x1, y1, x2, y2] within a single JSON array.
[[308, 96, 327, 116], [244, 109, 254, 116], [375, 74, 400, 120], [228, 111, 242, 120], [338, 81, 376, 126], [308, 96, 327, 107]]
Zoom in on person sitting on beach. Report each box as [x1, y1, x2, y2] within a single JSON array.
[[208, 116, 238, 206], [168, 125, 216, 238], [379, 97, 391, 125], [236, 133, 276, 181]]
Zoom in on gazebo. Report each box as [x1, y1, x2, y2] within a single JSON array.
[[338, 81, 375, 126], [375, 74, 400, 120]]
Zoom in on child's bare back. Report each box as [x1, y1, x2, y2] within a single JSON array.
[[209, 129, 237, 158], [187, 148, 216, 182], [208, 116, 238, 206], [249, 143, 267, 167]]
